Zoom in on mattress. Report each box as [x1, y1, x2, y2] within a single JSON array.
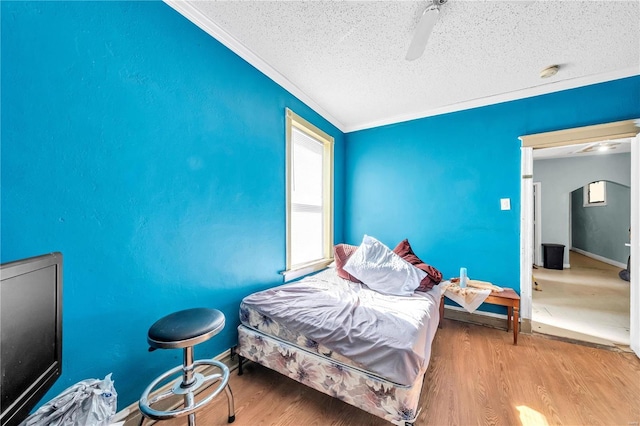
[[240, 294, 363, 372], [239, 267, 441, 386]]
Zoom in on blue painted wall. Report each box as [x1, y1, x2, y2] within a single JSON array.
[[345, 76, 640, 311], [1, 1, 344, 410]]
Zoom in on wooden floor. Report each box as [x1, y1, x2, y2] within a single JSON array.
[[141, 320, 640, 426]]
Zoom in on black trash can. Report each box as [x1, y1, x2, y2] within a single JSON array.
[[542, 243, 565, 270]]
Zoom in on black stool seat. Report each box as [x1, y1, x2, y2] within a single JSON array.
[[148, 308, 225, 350]]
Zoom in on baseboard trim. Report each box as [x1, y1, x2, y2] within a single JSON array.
[[444, 305, 529, 334], [114, 348, 236, 425], [571, 247, 627, 269]]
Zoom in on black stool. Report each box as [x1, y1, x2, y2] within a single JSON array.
[[139, 308, 235, 425]]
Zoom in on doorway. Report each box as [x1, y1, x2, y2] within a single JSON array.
[[519, 119, 639, 357], [530, 143, 631, 346]]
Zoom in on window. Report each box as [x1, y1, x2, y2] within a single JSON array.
[[285, 109, 334, 280], [584, 180, 607, 206]]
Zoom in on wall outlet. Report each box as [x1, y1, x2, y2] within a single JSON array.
[[500, 198, 511, 210]]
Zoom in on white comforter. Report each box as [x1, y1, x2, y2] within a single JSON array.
[[241, 268, 442, 385]]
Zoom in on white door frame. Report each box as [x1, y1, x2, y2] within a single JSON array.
[[520, 147, 534, 323], [630, 134, 639, 356], [568, 188, 572, 254], [533, 182, 542, 266], [519, 120, 639, 357]]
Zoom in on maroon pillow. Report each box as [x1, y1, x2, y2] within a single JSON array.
[[393, 239, 442, 291], [333, 244, 362, 283]]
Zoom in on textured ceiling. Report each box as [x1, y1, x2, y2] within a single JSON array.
[[169, 0, 640, 132]]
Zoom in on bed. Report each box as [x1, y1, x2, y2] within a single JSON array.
[[235, 265, 444, 425]]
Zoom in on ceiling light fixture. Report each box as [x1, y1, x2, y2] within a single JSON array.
[[580, 141, 620, 153], [540, 65, 559, 79]]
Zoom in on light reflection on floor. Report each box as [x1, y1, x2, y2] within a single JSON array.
[[517, 405, 550, 426]]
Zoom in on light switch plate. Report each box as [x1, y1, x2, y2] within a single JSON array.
[[500, 198, 511, 210]]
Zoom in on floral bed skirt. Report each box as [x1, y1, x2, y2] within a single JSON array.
[[240, 301, 364, 370], [237, 325, 425, 425]]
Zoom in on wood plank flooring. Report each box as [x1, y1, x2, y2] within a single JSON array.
[[139, 320, 640, 426]]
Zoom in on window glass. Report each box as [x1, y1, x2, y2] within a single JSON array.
[[584, 180, 606, 206], [286, 109, 334, 275], [291, 128, 324, 265]]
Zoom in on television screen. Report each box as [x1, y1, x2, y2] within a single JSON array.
[[1, 252, 63, 426]]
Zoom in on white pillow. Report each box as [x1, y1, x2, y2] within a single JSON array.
[[344, 235, 426, 296]]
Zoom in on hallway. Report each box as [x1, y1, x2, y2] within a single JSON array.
[[532, 250, 630, 347]]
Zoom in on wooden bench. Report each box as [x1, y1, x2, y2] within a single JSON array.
[[440, 288, 521, 344], [484, 288, 520, 344]]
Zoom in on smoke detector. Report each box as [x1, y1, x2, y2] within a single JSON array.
[[540, 65, 559, 79]]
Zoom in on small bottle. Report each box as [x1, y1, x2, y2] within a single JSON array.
[[460, 267, 468, 288]]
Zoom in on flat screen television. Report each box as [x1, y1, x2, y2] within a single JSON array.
[[1, 252, 63, 426]]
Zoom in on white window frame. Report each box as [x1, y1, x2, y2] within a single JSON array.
[[284, 108, 334, 281], [583, 180, 607, 207]]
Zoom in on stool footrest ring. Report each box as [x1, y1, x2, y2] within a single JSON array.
[[139, 359, 231, 421]]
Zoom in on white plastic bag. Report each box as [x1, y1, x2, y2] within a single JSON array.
[[21, 374, 117, 426]]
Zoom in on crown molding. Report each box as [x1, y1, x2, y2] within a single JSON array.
[[345, 67, 640, 133], [163, 0, 346, 133]]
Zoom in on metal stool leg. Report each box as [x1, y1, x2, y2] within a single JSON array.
[[182, 347, 196, 387], [186, 388, 196, 426], [183, 347, 197, 425], [225, 384, 235, 423]]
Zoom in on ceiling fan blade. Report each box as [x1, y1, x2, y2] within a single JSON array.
[[405, 5, 440, 61]]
